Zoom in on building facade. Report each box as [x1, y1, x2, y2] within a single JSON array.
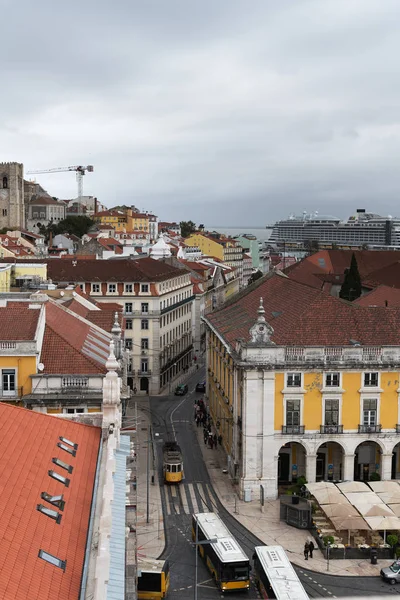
[[44, 257, 194, 395], [205, 271, 400, 501], [185, 232, 245, 287], [0, 162, 25, 230], [27, 196, 66, 232]]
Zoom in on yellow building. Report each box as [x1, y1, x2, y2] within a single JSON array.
[[0, 262, 47, 292], [94, 209, 149, 233], [205, 271, 400, 500], [186, 232, 244, 286]]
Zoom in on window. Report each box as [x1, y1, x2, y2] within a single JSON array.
[[57, 442, 76, 456], [2, 209, 7, 217], [141, 284, 149, 293], [36, 504, 62, 524], [125, 283, 133, 293], [2, 369, 16, 395], [125, 339, 133, 350], [141, 319, 149, 330], [125, 319, 133, 330], [108, 283, 116, 293], [2, 176, 7, 189], [91, 283, 100, 293], [38, 550, 66, 571], [286, 399, 300, 426], [141, 338, 149, 350], [59, 436, 78, 449], [52, 458, 73, 473], [364, 372, 378, 387], [325, 373, 340, 387], [286, 373, 301, 387], [141, 303, 149, 314], [363, 398, 377, 426], [125, 302, 133, 314], [40, 492, 65, 511], [325, 399, 339, 425], [141, 360, 148, 372], [65, 408, 84, 414]]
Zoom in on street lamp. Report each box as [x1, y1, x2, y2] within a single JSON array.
[[326, 541, 331, 572], [194, 519, 217, 600]]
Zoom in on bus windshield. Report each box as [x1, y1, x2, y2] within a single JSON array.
[[221, 561, 249, 581]]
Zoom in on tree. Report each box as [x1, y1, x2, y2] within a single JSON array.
[[247, 270, 263, 286], [180, 220, 196, 237], [39, 216, 94, 243], [339, 253, 362, 301]]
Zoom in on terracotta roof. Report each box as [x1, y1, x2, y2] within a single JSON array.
[[29, 196, 62, 206], [207, 271, 400, 347], [46, 257, 184, 283], [95, 302, 123, 312], [41, 301, 110, 374], [306, 249, 400, 278], [0, 403, 101, 600], [284, 259, 326, 289], [0, 302, 41, 340], [354, 285, 400, 307]]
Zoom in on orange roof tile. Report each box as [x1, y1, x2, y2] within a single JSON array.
[[354, 285, 400, 307], [0, 302, 41, 340], [0, 403, 101, 600]]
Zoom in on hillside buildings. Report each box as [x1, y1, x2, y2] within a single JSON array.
[[205, 270, 400, 501], [185, 232, 246, 286]]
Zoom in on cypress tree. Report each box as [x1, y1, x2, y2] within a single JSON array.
[[339, 253, 362, 301]]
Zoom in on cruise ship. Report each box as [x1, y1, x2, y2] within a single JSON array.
[[268, 209, 400, 248]]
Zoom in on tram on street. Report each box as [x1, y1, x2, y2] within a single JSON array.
[[137, 558, 170, 599], [162, 441, 184, 484], [192, 512, 251, 592], [253, 545, 309, 599]]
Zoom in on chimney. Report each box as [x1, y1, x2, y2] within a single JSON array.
[[94, 197, 98, 214]]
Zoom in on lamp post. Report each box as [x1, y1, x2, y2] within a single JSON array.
[[326, 541, 331, 572], [194, 519, 217, 600]]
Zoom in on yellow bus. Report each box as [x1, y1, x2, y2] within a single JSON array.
[[163, 441, 184, 484], [192, 512, 250, 592], [137, 558, 170, 599]]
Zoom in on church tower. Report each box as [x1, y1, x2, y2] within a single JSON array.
[[0, 162, 25, 230]]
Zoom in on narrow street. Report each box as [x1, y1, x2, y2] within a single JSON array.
[[142, 367, 400, 599]]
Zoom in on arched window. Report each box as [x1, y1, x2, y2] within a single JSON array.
[[2, 177, 7, 189]]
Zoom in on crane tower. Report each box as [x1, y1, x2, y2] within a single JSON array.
[[26, 165, 94, 215]]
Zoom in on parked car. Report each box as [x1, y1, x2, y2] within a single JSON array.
[[174, 384, 188, 396], [195, 381, 206, 393], [381, 562, 400, 585]]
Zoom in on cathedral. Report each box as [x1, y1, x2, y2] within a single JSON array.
[[0, 162, 48, 230]]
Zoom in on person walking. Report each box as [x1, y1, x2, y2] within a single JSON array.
[[304, 541, 310, 561], [308, 539, 315, 559], [203, 431, 208, 445]]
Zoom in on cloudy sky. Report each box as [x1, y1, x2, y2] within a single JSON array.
[[2, 0, 400, 226]]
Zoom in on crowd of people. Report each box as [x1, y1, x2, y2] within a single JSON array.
[[194, 398, 222, 450]]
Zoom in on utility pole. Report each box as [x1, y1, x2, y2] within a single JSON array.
[[146, 424, 150, 524]]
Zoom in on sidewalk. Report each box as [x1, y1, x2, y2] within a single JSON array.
[[195, 422, 394, 577], [134, 399, 165, 560]]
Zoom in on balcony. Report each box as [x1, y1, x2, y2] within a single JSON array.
[[0, 387, 24, 399], [320, 425, 344, 434], [281, 425, 305, 435], [358, 424, 382, 434], [137, 370, 152, 377]]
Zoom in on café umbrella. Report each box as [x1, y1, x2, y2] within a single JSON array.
[[337, 481, 370, 494], [313, 489, 349, 505], [306, 482, 335, 494], [330, 516, 370, 545], [364, 515, 400, 544], [322, 504, 359, 519]]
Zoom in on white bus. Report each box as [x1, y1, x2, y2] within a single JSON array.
[[253, 545, 309, 599], [192, 512, 250, 592]]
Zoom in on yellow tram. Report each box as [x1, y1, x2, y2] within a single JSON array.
[[163, 441, 184, 484]]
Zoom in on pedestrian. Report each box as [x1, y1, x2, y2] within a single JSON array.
[[218, 435, 222, 446], [203, 431, 208, 445], [213, 434, 217, 447], [196, 416, 200, 428], [207, 423, 211, 433], [308, 539, 315, 559], [208, 434, 214, 449], [304, 541, 310, 561]]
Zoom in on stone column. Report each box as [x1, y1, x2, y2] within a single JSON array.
[[306, 454, 317, 484], [381, 453, 393, 481], [343, 454, 355, 481]]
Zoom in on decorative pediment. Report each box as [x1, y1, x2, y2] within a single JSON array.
[[248, 297, 275, 345]]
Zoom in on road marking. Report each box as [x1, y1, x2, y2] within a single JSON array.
[[171, 486, 177, 498], [180, 484, 190, 514], [188, 483, 199, 514]]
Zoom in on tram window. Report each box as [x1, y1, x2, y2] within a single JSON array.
[[166, 465, 171, 472], [177, 464, 181, 472], [171, 465, 177, 472]]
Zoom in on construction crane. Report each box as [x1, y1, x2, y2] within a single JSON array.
[[26, 165, 94, 215]]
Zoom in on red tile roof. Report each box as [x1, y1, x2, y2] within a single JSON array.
[[41, 302, 110, 374], [207, 272, 400, 347], [45, 257, 185, 283], [0, 403, 101, 600], [0, 302, 41, 340], [355, 285, 400, 307]]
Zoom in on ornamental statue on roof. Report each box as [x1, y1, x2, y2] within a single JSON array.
[[150, 233, 172, 259], [248, 297, 275, 345]]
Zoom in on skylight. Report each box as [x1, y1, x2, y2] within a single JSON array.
[[48, 470, 70, 487], [52, 458, 73, 473], [38, 549, 66, 571], [41, 492, 65, 511], [59, 436, 78, 449], [57, 442, 76, 457], [36, 504, 62, 524]]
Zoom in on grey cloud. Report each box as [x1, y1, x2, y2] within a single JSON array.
[[2, 0, 400, 225]]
